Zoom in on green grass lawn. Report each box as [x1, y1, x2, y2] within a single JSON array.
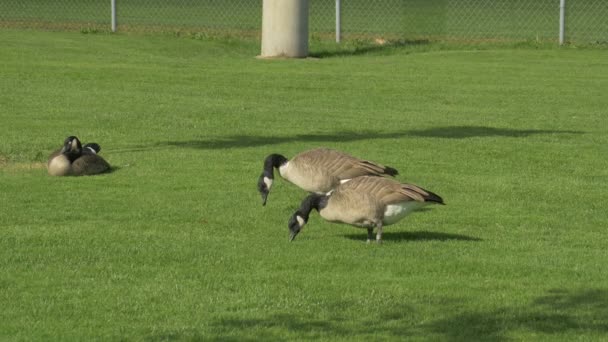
[[1, 29, 608, 340]]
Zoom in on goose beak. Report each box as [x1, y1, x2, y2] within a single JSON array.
[[288, 214, 302, 242], [289, 230, 299, 242], [261, 192, 268, 206], [257, 174, 272, 206]]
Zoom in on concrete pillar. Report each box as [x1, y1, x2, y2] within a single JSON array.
[[261, 0, 309, 58]]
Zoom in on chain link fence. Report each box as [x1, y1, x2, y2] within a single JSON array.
[[1, 0, 606, 44]]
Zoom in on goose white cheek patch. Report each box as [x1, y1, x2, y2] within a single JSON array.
[[263, 177, 273, 189], [296, 215, 305, 227]]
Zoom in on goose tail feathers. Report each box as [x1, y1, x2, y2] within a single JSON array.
[[384, 165, 399, 177], [424, 190, 445, 205]]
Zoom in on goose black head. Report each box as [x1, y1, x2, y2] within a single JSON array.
[[83, 143, 101, 154], [61, 136, 83, 162], [287, 193, 325, 242], [257, 154, 288, 206], [288, 211, 307, 242], [257, 172, 273, 206]]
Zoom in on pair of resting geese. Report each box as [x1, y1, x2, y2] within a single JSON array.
[[257, 148, 445, 243], [47, 136, 110, 176]]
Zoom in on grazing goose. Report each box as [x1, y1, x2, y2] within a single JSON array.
[[47, 136, 110, 176], [287, 176, 444, 243], [257, 148, 398, 206]]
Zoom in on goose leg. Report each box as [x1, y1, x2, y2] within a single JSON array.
[[375, 222, 384, 244], [366, 228, 374, 244]]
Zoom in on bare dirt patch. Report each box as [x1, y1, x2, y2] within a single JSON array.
[[0, 157, 46, 172]]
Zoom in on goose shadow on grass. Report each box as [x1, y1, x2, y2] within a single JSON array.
[[343, 230, 482, 243], [106, 166, 122, 174], [157, 126, 583, 151]]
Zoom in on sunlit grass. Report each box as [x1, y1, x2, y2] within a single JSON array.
[[0, 29, 607, 340]]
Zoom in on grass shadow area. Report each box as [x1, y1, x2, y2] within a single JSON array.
[[106, 165, 122, 174], [406, 126, 583, 139], [143, 315, 351, 341], [343, 230, 482, 243], [162, 126, 583, 150], [202, 311, 414, 341], [425, 288, 608, 340], [310, 39, 431, 58], [144, 289, 607, 340]]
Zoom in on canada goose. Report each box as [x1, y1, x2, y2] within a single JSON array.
[[83, 142, 101, 154], [47, 136, 110, 176], [48, 136, 83, 176], [287, 176, 444, 243], [257, 148, 398, 206]]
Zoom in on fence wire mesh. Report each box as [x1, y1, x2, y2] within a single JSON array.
[[0, 0, 606, 44]]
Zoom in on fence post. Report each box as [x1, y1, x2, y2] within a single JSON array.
[[336, 0, 341, 43], [111, 0, 117, 32], [559, 0, 565, 44], [261, 0, 309, 58]]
